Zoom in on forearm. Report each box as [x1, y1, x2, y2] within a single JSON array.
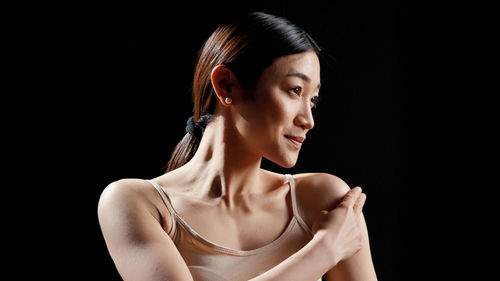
[[249, 233, 336, 281], [324, 214, 378, 281]]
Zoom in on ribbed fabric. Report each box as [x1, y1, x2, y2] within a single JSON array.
[[148, 174, 320, 281]]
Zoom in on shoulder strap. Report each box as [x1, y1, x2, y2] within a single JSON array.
[[146, 180, 177, 236], [284, 174, 313, 235]]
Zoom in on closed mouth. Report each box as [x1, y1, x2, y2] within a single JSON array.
[[285, 135, 305, 143], [285, 135, 305, 148]]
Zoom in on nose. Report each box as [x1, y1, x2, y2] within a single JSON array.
[[294, 103, 315, 130]]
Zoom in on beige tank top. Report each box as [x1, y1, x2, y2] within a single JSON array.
[[148, 174, 322, 281]]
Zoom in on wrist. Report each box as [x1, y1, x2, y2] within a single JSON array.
[[311, 230, 340, 269]]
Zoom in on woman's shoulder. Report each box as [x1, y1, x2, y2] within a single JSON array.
[[98, 178, 165, 221], [100, 178, 155, 202], [291, 172, 352, 228], [259, 170, 350, 202], [293, 172, 351, 201]]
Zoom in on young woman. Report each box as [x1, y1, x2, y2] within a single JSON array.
[[98, 12, 377, 281]]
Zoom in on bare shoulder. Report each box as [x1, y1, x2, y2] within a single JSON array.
[[97, 179, 193, 280], [292, 173, 352, 228], [293, 172, 351, 203], [98, 178, 163, 223], [99, 179, 153, 206]]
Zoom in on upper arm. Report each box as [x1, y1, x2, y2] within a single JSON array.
[[295, 173, 378, 281], [97, 180, 193, 281]]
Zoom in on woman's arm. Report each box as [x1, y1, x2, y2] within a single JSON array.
[[248, 187, 367, 281], [98, 177, 374, 281], [295, 173, 378, 281], [324, 213, 378, 281], [321, 180, 377, 281], [249, 232, 336, 281], [97, 179, 194, 281]]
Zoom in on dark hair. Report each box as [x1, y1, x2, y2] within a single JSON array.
[[166, 12, 322, 172]]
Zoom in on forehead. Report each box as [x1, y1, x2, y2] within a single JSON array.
[[265, 51, 320, 82]]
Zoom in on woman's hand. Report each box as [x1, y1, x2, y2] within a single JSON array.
[[311, 186, 367, 266], [248, 185, 375, 281]]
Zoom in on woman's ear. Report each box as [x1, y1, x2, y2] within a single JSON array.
[[211, 64, 239, 106]]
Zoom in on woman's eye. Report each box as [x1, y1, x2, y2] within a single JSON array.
[[311, 96, 320, 108], [290, 87, 302, 95]]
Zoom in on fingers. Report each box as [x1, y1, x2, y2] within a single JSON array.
[[341, 186, 362, 207], [353, 192, 366, 215], [342, 186, 367, 215]]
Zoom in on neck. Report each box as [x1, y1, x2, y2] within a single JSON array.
[[179, 114, 264, 208]]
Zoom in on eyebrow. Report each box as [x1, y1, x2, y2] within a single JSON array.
[[285, 72, 321, 89]]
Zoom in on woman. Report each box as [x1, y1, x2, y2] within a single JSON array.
[[98, 12, 377, 281]]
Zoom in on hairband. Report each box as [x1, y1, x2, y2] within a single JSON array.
[[185, 114, 213, 142]]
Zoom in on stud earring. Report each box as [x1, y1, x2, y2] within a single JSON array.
[[225, 97, 232, 104]]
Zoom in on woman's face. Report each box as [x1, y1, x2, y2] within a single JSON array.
[[235, 51, 321, 168]]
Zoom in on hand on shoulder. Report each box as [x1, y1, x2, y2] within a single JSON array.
[[293, 173, 353, 230]]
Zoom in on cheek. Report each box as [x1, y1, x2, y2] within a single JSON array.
[[238, 88, 291, 140], [255, 86, 289, 125], [266, 90, 291, 125]]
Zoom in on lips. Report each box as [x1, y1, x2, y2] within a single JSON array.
[[285, 135, 305, 143], [285, 135, 305, 149]]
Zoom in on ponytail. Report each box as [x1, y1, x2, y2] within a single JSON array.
[[166, 133, 199, 172], [166, 114, 213, 172]]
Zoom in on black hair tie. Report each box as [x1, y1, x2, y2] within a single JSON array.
[[185, 114, 213, 142]]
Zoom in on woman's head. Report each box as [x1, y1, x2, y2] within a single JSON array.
[[167, 12, 322, 171], [225, 51, 321, 168], [193, 12, 322, 119]]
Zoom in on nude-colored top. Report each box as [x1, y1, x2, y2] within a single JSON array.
[[148, 174, 321, 281]]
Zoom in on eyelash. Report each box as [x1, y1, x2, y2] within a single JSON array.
[[289, 87, 320, 109], [290, 87, 302, 95], [311, 96, 320, 108]]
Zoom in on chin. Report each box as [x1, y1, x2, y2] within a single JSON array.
[[265, 153, 298, 169], [280, 161, 297, 169]]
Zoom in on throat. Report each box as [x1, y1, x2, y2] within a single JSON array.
[[208, 180, 225, 198]]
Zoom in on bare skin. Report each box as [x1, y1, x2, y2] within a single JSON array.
[[98, 51, 377, 280]]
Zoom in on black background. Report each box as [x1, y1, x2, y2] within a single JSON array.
[[13, 1, 487, 280]]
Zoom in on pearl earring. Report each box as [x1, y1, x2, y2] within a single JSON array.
[[225, 97, 232, 104]]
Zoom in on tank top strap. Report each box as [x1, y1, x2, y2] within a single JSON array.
[[284, 174, 313, 235], [147, 179, 177, 237]]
